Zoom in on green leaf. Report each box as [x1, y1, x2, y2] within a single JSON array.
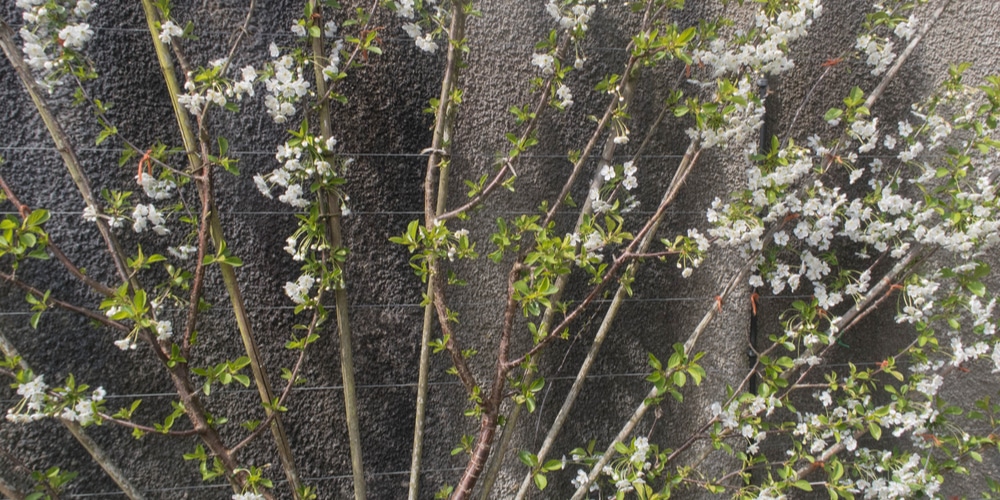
[[26, 209, 50, 226], [309, 25, 322, 38], [792, 480, 813, 491], [830, 460, 844, 481], [518, 450, 538, 468], [533, 472, 548, 490], [614, 441, 631, 455], [541, 459, 563, 472], [96, 126, 118, 145], [869, 422, 882, 441], [824, 108, 843, 122]]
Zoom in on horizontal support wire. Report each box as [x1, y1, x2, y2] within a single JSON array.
[[0, 144, 691, 160], [0, 209, 708, 216], [0, 294, 817, 317], [64, 467, 468, 498], [0, 361, 888, 406], [0, 144, 908, 161], [4, 21, 628, 52]]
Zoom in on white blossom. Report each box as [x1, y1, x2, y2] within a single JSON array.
[[284, 274, 316, 304], [531, 53, 555, 75], [158, 20, 183, 43], [58, 23, 93, 50], [415, 34, 438, 53]]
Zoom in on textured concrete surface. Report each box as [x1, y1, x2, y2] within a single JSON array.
[[1, 0, 998, 499]]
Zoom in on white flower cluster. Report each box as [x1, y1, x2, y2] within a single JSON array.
[[711, 401, 740, 431], [850, 117, 879, 153], [588, 186, 611, 215], [284, 274, 315, 305], [679, 228, 710, 278], [233, 65, 258, 100], [263, 44, 311, 123], [168, 245, 197, 260], [132, 203, 169, 235], [255, 136, 342, 209], [852, 451, 941, 498], [969, 296, 997, 335], [588, 437, 652, 495], [856, 35, 895, 76], [685, 77, 765, 151], [113, 336, 137, 350], [707, 197, 765, 254], [394, 0, 417, 18], [154, 319, 173, 341], [692, 1, 823, 78], [158, 20, 183, 44], [621, 161, 637, 190], [177, 62, 257, 115], [139, 174, 176, 200], [949, 337, 989, 368], [570, 469, 599, 492], [582, 230, 603, 261], [16, 0, 96, 87], [556, 84, 573, 108], [893, 16, 917, 40], [882, 400, 939, 441], [232, 493, 265, 500], [5, 375, 48, 423], [59, 387, 105, 425], [395, 0, 440, 52], [59, 23, 93, 49], [531, 53, 555, 75], [82, 204, 123, 228], [544, 1, 596, 36], [402, 23, 437, 53]]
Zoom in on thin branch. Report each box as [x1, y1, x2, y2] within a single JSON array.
[[319, 0, 382, 105], [0, 333, 146, 499], [182, 164, 212, 356], [0, 21, 132, 287], [0, 475, 27, 500], [0, 271, 129, 332], [513, 139, 702, 499], [411, 2, 470, 495], [231, 299, 321, 455], [308, 2, 367, 497], [138, 3, 284, 496], [431, 272, 479, 395], [435, 35, 570, 223], [96, 413, 200, 437]]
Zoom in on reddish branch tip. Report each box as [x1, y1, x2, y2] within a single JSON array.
[[821, 57, 843, 67], [137, 149, 153, 184]]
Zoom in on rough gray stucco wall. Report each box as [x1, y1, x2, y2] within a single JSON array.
[[1, 0, 998, 499]]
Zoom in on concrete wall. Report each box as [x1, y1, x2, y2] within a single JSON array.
[[1, 0, 998, 498]]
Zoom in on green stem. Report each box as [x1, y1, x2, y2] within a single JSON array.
[[409, 2, 468, 498], [308, 3, 365, 498], [137, 2, 302, 495]]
